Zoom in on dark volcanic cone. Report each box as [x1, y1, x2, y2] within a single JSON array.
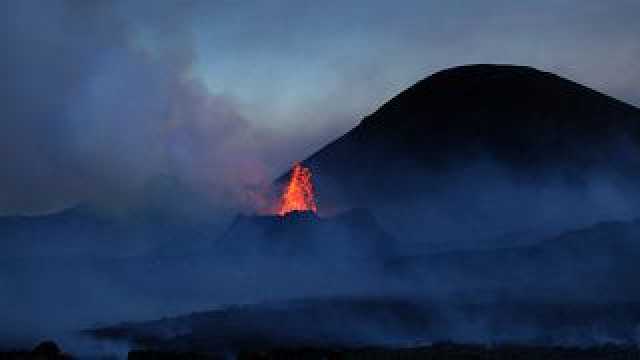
[[215, 208, 395, 259]]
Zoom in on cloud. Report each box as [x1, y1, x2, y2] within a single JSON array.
[[0, 1, 277, 216]]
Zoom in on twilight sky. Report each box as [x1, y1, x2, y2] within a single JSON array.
[[3, 0, 640, 216]]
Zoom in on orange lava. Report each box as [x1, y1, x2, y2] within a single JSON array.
[[277, 162, 318, 216]]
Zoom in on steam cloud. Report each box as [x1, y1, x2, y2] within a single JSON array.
[[1, 1, 284, 218]]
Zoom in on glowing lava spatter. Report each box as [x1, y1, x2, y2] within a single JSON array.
[[277, 162, 318, 216]]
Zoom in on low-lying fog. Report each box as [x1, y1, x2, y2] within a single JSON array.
[[1, 163, 639, 356]]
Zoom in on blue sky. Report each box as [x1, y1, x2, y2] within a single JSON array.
[[191, 0, 640, 132]]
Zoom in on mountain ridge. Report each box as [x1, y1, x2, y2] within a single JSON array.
[[303, 64, 640, 175], [282, 64, 640, 243]]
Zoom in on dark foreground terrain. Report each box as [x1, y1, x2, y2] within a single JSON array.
[[92, 298, 640, 347], [236, 343, 640, 360], [232, 344, 640, 360], [2, 342, 638, 360], [0, 341, 72, 360]]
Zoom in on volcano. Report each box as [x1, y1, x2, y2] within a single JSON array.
[[277, 64, 640, 246], [289, 64, 640, 211], [216, 208, 395, 259], [216, 160, 393, 258]]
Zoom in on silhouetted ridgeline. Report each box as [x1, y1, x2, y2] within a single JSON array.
[[236, 344, 640, 360], [302, 64, 640, 198], [127, 343, 640, 360]]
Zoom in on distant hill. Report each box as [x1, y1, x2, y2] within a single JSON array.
[[387, 218, 640, 301], [0, 173, 231, 259], [0, 205, 215, 259]]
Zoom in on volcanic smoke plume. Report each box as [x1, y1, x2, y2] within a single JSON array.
[[277, 162, 318, 216]]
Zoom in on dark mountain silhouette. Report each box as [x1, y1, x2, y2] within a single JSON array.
[[270, 64, 640, 247], [216, 208, 395, 259], [291, 64, 640, 213]]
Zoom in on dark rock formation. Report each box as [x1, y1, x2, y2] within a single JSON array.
[[216, 208, 396, 259]]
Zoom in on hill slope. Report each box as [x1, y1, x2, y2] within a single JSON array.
[[387, 218, 640, 301], [292, 64, 640, 244], [306, 64, 640, 183], [90, 298, 640, 352]]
